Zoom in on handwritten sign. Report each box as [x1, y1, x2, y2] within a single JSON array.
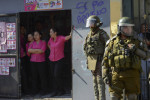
[[76, 0, 107, 25]]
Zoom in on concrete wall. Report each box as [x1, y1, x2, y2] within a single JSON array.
[[110, 0, 122, 37]]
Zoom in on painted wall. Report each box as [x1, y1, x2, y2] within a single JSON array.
[[0, 0, 110, 28], [110, 0, 122, 37]]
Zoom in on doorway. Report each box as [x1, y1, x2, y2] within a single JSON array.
[[19, 10, 72, 98]]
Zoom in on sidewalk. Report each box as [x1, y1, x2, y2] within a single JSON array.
[[0, 99, 72, 100], [0, 93, 72, 100]]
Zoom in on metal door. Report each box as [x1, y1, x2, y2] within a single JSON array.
[[0, 14, 20, 98]]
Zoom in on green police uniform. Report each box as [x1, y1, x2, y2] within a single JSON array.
[[84, 27, 109, 100], [103, 35, 143, 98], [84, 15, 109, 100], [102, 17, 150, 100]]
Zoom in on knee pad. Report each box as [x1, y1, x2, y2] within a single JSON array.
[[127, 94, 137, 100], [110, 93, 119, 100]]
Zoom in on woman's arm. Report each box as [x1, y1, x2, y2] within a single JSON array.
[[47, 44, 50, 50], [28, 41, 46, 54], [65, 34, 71, 41], [65, 27, 73, 41], [28, 49, 44, 54], [26, 43, 31, 56], [65, 29, 73, 40]]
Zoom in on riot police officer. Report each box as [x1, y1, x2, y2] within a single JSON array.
[[83, 15, 109, 100], [102, 17, 150, 100]]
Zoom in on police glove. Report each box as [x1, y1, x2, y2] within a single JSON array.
[[128, 44, 136, 52]]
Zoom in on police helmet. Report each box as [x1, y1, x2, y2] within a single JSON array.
[[86, 15, 103, 27], [118, 17, 134, 36]]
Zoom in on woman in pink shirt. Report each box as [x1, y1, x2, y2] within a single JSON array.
[[28, 31, 48, 95], [26, 33, 34, 57], [48, 27, 71, 96], [26, 33, 34, 90]]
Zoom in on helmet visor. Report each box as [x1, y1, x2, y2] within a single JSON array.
[[121, 26, 134, 36], [86, 18, 96, 27], [119, 23, 134, 27]]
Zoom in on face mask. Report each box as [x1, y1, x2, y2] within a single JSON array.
[[90, 27, 99, 32]]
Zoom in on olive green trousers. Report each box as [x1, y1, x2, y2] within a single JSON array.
[[92, 61, 106, 100]]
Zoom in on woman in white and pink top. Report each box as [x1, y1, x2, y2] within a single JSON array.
[[48, 27, 71, 96], [28, 31, 48, 95]]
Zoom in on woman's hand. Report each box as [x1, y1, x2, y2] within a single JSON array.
[[65, 27, 73, 40], [65, 34, 71, 41], [28, 49, 44, 54]]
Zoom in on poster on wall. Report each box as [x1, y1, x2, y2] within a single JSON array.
[[7, 41, 16, 50], [24, 0, 63, 11], [0, 67, 9, 75], [6, 58, 16, 67], [6, 23, 16, 32], [0, 58, 7, 67], [0, 22, 7, 53], [0, 57, 16, 75], [6, 23, 16, 50], [0, 58, 16, 67], [7, 32, 16, 40]]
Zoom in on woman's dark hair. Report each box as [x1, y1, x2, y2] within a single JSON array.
[[27, 33, 33, 36], [50, 27, 60, 35], [26, 33, 33, 41], [34, 31, 42, 40], [34, 31, 42, 36]]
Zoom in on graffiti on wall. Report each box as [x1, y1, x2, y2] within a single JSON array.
[[76, 0, 107, 25]]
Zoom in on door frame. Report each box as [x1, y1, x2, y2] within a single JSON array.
[[0, 13, 20, 98]]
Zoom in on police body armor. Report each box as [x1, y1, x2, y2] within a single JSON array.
[[107, 35, 142, 71], [84, 29, 108, 70], [84, 29, 106, 55]]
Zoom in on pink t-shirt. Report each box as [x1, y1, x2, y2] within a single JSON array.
[[26, 42, 30, 57], [28, 40, 46, 62], [48, 36, 66, 61], [20, 48, 24, 58], [26, 42, 34, 57]]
